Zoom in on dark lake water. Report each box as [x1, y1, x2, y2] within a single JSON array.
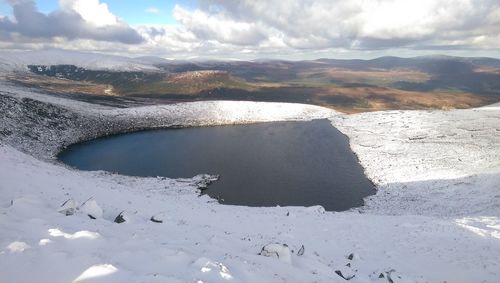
[[58, 119, 374, 211]]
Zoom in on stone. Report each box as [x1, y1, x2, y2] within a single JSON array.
[[150, 212, 164, 223], [297, 245, 305, 256], [57, 198, 78, 216], [114, 211, 127, 223], [79, 197, 103, 219], [259, 243, 292, 264]]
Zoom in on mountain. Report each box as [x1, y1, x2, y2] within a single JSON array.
[[0, 49, 159, 72], [3, 50, 500, 113]]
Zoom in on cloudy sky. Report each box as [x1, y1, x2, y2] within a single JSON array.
[[0, 0, 499, 59]]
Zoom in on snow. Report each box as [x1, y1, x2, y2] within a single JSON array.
[[331, 108, 500, 216], [0, 85, 500, 282], [0, 49, 159, 72], [72, 264, 119, 283], [6, 241, 30, 253]]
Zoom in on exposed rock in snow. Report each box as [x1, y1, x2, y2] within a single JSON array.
[[297, 245, 305, 256], [335, 268, 355, 281], [58, 199, 78, 216], [113, 210, 142, 224], [150, 213, 165, 223], [305, 205, 326, 214], [114, 211, 128, 223], [370, 269, 413, 283], [79, 197, 103, 219], [259, 243, 293, 264]]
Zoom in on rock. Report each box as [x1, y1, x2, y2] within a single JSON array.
[[150, 213, 164, 223], [113, 210, 141, 223], [347, 253, 355, 260], [305, 205, 325, 214], [385, 269, 396, 283], [297, 245, 305, 256], [114, 211, 127, 223], [334, 265, 356, 281], [335, 269, 355, 281], [79, 197, 103, 219], [57, 198, 78, 216], [193, 174, 219, 189], [371, 269, 412, 283], [259, 243, 292, 264]]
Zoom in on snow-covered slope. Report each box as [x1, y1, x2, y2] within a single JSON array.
[[331, 108, 500, 216], [0, 49, 159, 72], [1, 144, 499, 283], [0, 86, 334, 160], [1, 86, 499, 282]]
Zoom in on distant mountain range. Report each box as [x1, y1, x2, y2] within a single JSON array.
[[2, 49, 500, 113]]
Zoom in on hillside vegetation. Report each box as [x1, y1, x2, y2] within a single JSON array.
[[11, 56, 500, 113]]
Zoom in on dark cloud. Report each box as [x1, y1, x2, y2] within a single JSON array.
[[142, 26, 166, 38], [0, 0, 143, 44]]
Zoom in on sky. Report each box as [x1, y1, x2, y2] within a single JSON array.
[[0, 0, 499, 60]]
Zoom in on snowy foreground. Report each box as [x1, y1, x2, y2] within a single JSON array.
[[1, 87, 500, 282]]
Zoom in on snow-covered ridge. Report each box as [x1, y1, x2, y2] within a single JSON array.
[[331, 107, 500, 216], [0, 49, 160, 72], [0, 85, 335, 160]]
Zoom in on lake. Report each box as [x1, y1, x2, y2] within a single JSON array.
[[58, 119, 374, 211]]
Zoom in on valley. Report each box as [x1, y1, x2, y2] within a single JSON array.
[[9, 55, 500, 113]]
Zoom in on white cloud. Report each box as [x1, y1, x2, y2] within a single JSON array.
[[172, 5, 267, 46], [0, 0, 143, 44], [145, 7, 160, 14], [59, 0, 118, 27], [1, 0, 500, 59]]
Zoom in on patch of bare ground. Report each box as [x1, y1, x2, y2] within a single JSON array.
[[7, 74, 115, 96], [300, 67, 432, 84], [121, 70, 261, 96], [315, 86, 496, 114], [473, 66, 500, 75]]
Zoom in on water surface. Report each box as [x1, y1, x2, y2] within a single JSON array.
[[59, 119, 374, 211]]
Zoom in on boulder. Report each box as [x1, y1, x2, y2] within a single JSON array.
[[57, 198, 78, 216], [79, 197, 103, 219], [259, 243, 292, 264], [305, 205, 326, 214], [114, 210, 140, 223], [150, 212, 165, 223], [335, 268, 355, 281], [297, 245, 305, 256], [334, 263, 356, 281], [114, 211, 127, 223]]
